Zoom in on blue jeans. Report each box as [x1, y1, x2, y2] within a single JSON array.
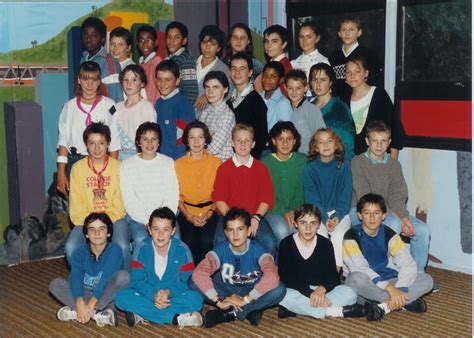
[[65, 218, 131, 269], [213, 216, 277, 257], [349, 207, 430, 272], [279, 285, 357, 319], [265, 214, 295, 247], [189, 276, 286, 321], [125, 215, 150, 257]]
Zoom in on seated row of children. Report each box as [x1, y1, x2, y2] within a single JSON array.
[[49, 198, 432, 328], [50, 115, 432, 328], [74, 15, 401, 163]]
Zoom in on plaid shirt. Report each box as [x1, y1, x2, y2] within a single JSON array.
[[199, 100, 235, 161]]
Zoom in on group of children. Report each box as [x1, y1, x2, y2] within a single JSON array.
[[49, 14, 433, 330]]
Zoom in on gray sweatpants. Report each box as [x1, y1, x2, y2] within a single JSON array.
[[345, 271, 433, 305], [48, 270, 130, 311]]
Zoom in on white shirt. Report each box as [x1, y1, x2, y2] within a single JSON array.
[[351, 86, 376, 134], [196, 55, 218, 84], [153, 242, 170, 279], [120, 153, 179, 224], [291, 49, 330, 79], [140, 51, 157, 64], [115, 98, 157, 149], [57, 96, 120, 155], [293, 232, 317, 260], [232, 155, 254, 168], [342, 41, 359, 58]]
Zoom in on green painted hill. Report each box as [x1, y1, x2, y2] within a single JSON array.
[[0, 0, 173, 65]]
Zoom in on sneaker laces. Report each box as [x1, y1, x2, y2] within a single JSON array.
[[94, 309, 114, 327], [177, 312, 203, 329], [57, 306, 77, 321]]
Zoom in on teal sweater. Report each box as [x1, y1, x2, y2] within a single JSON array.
[[320, 96, 356, 160]]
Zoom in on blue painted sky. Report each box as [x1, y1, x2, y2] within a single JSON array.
[[0, 1, 110, 53]]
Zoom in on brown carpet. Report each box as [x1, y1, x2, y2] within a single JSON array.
[[0, 258, 471, 337]]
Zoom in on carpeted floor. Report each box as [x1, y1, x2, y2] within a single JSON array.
[[0, 258, 471, 337]]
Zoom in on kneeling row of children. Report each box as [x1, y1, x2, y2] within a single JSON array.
[[49, 195, 433, 328]]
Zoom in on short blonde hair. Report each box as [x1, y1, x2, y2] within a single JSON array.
[[232, 123, 255, 140]]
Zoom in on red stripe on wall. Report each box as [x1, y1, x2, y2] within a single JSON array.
[[219, 0, 226, 32], [268, 0, 274, 26], [400, 100, 471, 139]]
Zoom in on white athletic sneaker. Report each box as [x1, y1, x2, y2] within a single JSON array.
[[57, 306, 77, 321], [177, 312, 203, 328], [93, 308, 118, 327]]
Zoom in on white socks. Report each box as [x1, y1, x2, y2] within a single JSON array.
[[325, 306, 344, 318]]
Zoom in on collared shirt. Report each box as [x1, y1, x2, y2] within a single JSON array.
[[230, 82, 254, 109], [293, 232, 317, 260], [199, 100, 235, 160], [342, 41, 359, 57], [161, 88, 180, 100], [196, 55, 218, 84], [291, 49, 330, 79], [167, 47, 185, 59], [260, 87, 293, 129], [232, 154, 254, 168], [365, 149, 389, 164], [139, 51, 157, 64], [271, 152, 293, 162], [271, 53, 287, 62], [84, 46, 107, 61]]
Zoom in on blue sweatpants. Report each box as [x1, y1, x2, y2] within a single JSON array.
[[115, 288, 203, 324]]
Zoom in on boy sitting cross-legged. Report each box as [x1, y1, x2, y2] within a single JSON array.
[[49, 212, 129, 327], [349, 120, 430, 271], [343, 193, 433, 321], [278, 204, 367, 320], [191, 207, 286, 328], [115, 207, 204, 328], [65, 122, 129, 269]]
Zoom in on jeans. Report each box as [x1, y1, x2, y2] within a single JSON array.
[[265, 214, 295, 247], [119, 149, 137, 161], [317, 215, 351, 268], [65, 218, 131, 270], [345, 271, 433, 305], [189, 276, 286, 321], [349, 207, 430, 272], [49, 270, 130, 310], [125, 215, 150, 257], [279, 285, 357, 319], [177, 212, 218, 264], [213, 216, 277, 257]]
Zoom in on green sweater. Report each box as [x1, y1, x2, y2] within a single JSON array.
[[261, 152, 307, 216]]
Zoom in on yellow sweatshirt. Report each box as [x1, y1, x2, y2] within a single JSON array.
[[69, 157, 126, 225]]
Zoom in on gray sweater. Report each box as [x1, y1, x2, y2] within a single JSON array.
[[351, 153, 409, 218]]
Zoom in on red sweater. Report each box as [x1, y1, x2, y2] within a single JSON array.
[[141, 54, 162, 104], [212, 158, 274, 214], [279, 57, 292, 97]]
